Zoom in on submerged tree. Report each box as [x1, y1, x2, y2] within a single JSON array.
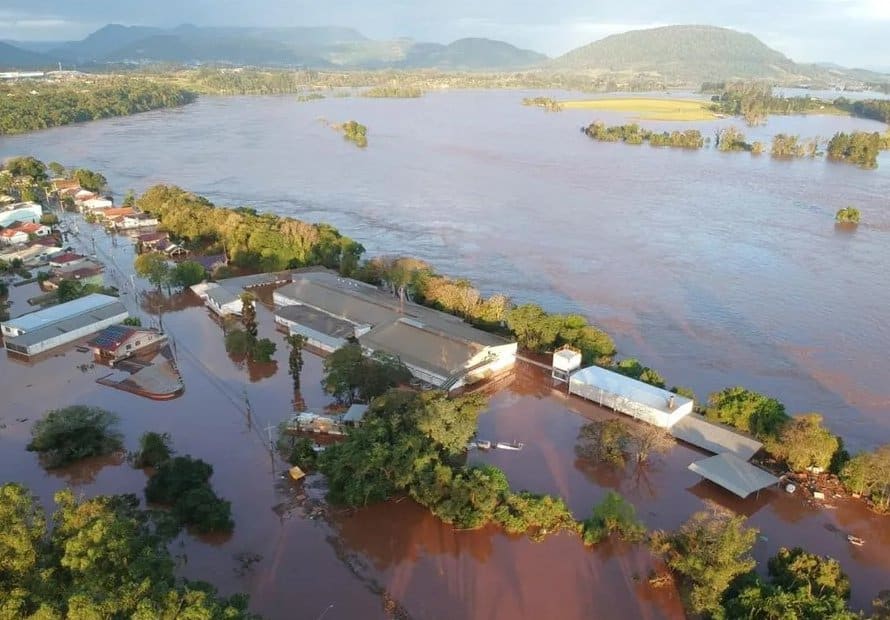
[[27, 406, 123, 468], [286, 333, 308, 392], [240, 292, 257, 339]]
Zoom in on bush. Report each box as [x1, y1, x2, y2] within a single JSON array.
[[144, 456, 233, 533], [705, 386, 788, 439], [494, 492, 579, 541], [840, 445, 890, 512], [278, 435, 317, 470], [173, 486, 234, 534], [122, 316, 142, 327], [765, 414, 840, 472], [131, 432, 174, 469], [835, 207, 860, 224], [582, 491, 645, 544], [26, 406, 123, 468]]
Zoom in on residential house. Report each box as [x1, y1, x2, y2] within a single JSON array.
[[73, 189, 97, 204], [87, 325, 167, 365], [191, 254, 227, 273], [49, 252, 87, 269], [80, 197, 113, 212], [190, 282, 254, 316], [114, 212, 159, 230], [0, 228, 28, 245], [94, 206, 135, 221], [7, 222, 51, 239], [135, 231, 168, 252], [51, 179, 81, 194]]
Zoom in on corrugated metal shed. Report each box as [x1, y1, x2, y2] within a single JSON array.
[[688, 453, 779, 498], [2, 294, 119, 333], [670, 414, 763, 461]]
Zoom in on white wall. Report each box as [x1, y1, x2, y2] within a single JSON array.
[[11, 312, 129, 356]]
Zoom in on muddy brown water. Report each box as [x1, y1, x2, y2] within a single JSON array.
[[1, 220, 887, 618]]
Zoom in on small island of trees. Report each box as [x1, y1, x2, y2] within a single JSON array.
[[584, 121, 704, 149], [523, 97, 564, 112], [835, 206, 861, 224], [341, 120, 368, 147]]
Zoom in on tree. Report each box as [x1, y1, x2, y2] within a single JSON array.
[[765, 414, 840, 472], [20, 186, 40, 203], [841, 444, 890, 512], [39, 212, 59, 226], [705, 386, 788, 439], [251, 337, 276, 363], [286, 333, 308, 391], [576, 420, 630, 466], [0, 483, 252, 617], [322, 343, 411, 404], [26, 406, 123, 468], [131, 432, 173, 469], [651, 506, 757, 616], [341, 120, 368, 147], [134, 253, 170, 290], [4, 156, 47, 182], [240, 292, 257, 339], [72, 168, 108, 192], [48, 161, 66, 177], [582, 491, 645, 544], [170, 260, 205, 288], [57, 278, 88, 303], [410, 391, 487, 455], [145, 456, 233, 533], [835, 207, 860, 224], [123, 189, 136, 207], [506, 303, 561, 351], [627, 422, 674, 465], [122, 316, 143, 327]]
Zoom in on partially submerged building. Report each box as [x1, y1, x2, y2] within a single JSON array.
[[1, 293, 128, 356], [87, 325, 166, 365], [568, 365, 694, 429], [273, 271, 516, 391], [0, 202, 42, 228]]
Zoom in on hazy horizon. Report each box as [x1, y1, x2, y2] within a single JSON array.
[[1, 1, 889, 70]]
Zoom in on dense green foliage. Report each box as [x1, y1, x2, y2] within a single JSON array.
[[581, 491, 645, 544], [0, 79, 196, 135], [522, 97, 563, 112], [56, 278, 113, 303], [134, 252, 171, 290], [613, 357, 666, 388], [319, 390, 580, 539], [137, 185, 363, 273], [770, 134, 818, 158], [835, 207, 861, 224], [0, 484, 253, 617], [363, 85, 423, 98], [651, 507, 758, 616], [827, 131, 882, 168], [710, 82, 831, 125], [286, 333, 308, 392], [322, 343, 412, 404], [834, 97, 890, 124], [224, 329, 277, 363], [26, 406, 123, 468], [716, 126, 751, 151], [341, 120, 368, 147], [132, 431, 174, 469], [145, 456, 234, 533], [506, 303, 615, 363], [3, 156, 47, 182], [723, 547, 855, 619], [122, 316, 143, 326], [72, 168, 108, 192], [584, 121, 704, 148], [277, 434, 318, 471], [841, 444, 890, 512], [765, 414, 841, 472], [170, 260, 207, 288], [705, 386, 789, 439]]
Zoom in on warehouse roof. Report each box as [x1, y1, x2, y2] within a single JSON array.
[[569, 365, 693, 416], [360, 318, 482, 378], [275, 304, 356, 339], [2, 294, 119, 333], [671, 414, 763, 461], [6, 302, 128, 348], [688, 453, 779, 498]]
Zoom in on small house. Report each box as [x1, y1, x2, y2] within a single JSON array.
[[135, 231, 169, 252], [115, 213, 159, 230], [87, 325, 166, 365], [192, 254, 227, 273], [190, 282, 253, 316], [49, 252, 87, 269], [95, 206, 135, 221], [80, 197, 113, 212], [0, 228, 28, 245]]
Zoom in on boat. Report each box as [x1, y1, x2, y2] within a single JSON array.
[[847, 535, 865, 546], [495, 441, 524, 451], [475, 440, 492, 450]]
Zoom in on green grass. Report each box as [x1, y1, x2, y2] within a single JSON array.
[[561, 97, 717, 121]]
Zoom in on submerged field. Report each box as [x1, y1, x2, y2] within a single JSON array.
[[560, 97, 717, 120]]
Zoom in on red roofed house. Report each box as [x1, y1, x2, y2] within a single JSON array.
[[49, 252, 87, 268], [94, 207, 135, 221], [0, 228, 28, 245], [15, 222, 51, 237], [87, 324, 167, 365]]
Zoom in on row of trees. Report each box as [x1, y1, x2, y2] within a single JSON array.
[[827, 131, 884, 168], [708, 81, 831, 125], [137, 185, 365, 274], [585, 121, 705, 148], [0, 78, 197, 135], [522, 97, 563, 112]]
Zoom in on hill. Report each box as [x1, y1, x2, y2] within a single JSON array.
[[552, 25, 807, 83], [401, 38, 547, 70], [50, 24, 165, 63], [0, 42, 54, 69]]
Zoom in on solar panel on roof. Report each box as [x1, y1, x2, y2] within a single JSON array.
[[89, 325, 136, 350]]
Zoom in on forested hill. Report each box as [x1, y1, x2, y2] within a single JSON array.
[[551, 25, 809, 83], [0, 42, 53, 69], [400, 38, 546, 70]]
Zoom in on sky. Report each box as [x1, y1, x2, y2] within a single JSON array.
[[1, 0, 889, 69]]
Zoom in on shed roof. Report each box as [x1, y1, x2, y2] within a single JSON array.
[[688, 453, 779, 498], [670, 414, 763, 460], [2, 293, 119, 333], [342, 404, 369, 423], [570, 365, 694, 416], [205, 285, 240, 307], [6, 301, 128, 348]]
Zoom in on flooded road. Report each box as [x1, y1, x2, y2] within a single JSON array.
[[2, 90, 890, 618], [1, 89, 888, 450]]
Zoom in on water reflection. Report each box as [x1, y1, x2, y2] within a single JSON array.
[[45, 452, 125, 486]]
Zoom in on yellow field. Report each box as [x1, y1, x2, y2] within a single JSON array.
[[560, 97, 717, 121]]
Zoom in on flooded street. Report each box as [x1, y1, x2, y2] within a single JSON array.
[[2, 89, 890, 618]]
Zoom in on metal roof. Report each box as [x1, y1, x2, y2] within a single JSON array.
[[2, 294, 119, 333], [688, 453, 779, 498], [670, 414, 763, 460], [87, 324, 139, 352], [275, 304, 356, 339], [342, 404, 369, 423], [569, 365, 694, 415], [205, 286, 240, 306], [6, 302, 128, 348]]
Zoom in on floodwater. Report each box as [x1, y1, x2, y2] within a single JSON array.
[[2, 90, 890, 617], [1, 90, 888, 450]]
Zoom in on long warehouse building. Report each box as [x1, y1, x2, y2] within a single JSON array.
[[1, 293, 129, 356]]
